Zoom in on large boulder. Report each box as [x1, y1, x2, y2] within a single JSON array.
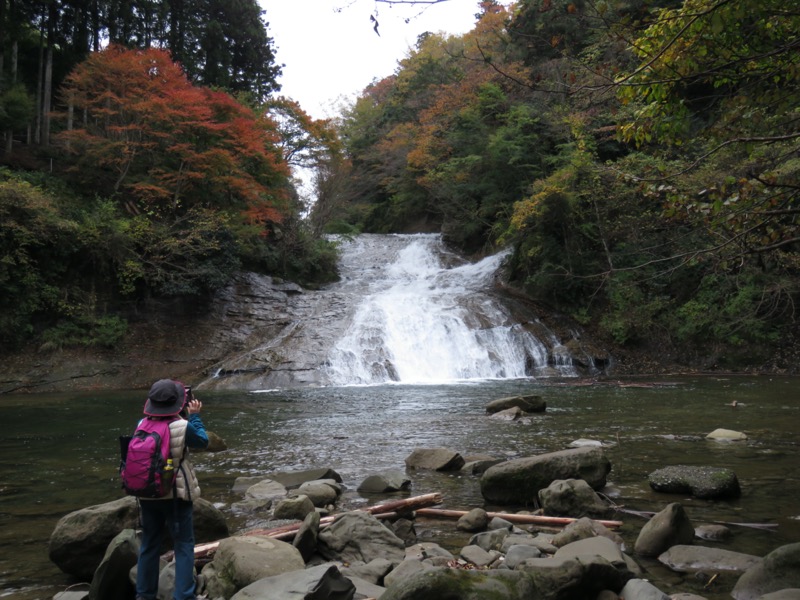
[[732, 543, 800, 600], [230, 564, 355, 600], [201, 535, 305, 596], [49, 497, 139, 580], [480, 447, 611, 505], [49, 497, 227, 581], [485, 395, 546, 414], [634, 503, 694, 558], [357, 470, 411, 493], [405, 448, 465, 471], [318, 511, 406, 565], [87, 528, 139, 600], [658, 545, 762, 574], [648, 465, 741, 499], [381, 567, 537, 600], [538, 479, 609, 517]]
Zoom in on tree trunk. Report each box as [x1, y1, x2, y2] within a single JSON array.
[[415, 507, 623, 529]]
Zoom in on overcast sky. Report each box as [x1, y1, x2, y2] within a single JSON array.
[[261, 0, 482, 119]]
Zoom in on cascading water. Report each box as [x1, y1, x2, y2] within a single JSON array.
[[325, 234, 577, 385]]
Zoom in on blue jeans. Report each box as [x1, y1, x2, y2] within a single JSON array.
[[135, 498, 196, 600]]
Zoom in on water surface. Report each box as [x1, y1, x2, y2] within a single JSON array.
[[1, 376, 798, 599]]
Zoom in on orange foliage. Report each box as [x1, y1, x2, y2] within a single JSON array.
[[58, 45, 290, 230]]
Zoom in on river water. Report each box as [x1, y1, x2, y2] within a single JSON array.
[[1, 376, 799, 599]]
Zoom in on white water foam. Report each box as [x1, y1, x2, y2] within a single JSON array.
[[325, 234, 576, 385]]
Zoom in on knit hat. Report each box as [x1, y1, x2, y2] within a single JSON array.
[[143, 379, 185, 416]]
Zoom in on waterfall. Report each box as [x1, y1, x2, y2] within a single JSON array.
[[325, 234, 577, 385]]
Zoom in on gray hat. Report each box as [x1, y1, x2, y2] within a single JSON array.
[[143, 379, 185, 416]]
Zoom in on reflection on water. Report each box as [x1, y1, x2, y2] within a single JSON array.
[[1, 377, 798, 599]]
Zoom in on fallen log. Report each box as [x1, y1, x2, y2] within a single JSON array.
[[414, 507, 623, 529], [186, 492, 443, 560]]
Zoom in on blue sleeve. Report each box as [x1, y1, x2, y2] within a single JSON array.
[[185, 414, 209, 449]]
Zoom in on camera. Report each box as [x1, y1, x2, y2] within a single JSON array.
[[185, 386, 193, 401]]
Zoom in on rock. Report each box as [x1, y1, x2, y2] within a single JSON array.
[[318, 511, 406, 565], [342, 556, 395, 584], [383, 559, 435, 589], [648, 465, 741, 499], [357, 470, 411, 493], [49, 496, 226, 581], [49, 497, 139, 580], [244, 478, 289, 503], [480, 447, 611, 505], [670, 595, 708, 600], [619, 578, 671, 599], [404, 448, 465, 471], [230, 563, 355, 600], [54, 593, 90, 600], [706, 428, 747, 441], [569, 439, 603, 448], [457, 508, 489, 532], [658, 545, 762, 574], [694, 523, 731, 541], [551, 517, 625, 549], [203, 535, 305, 593], [347, 575, 387, 599], [756, 591, 800, 600], [732, 543, 800, 600], [273, 494, 315, 521], [87, 528, 139, 600], [460, 544, 496, 567], [293, 480, 340, 507], [501, 533, 556, 555], [554, 536, 627, 567], [292, 510, 320, 563], [469, 528, 510, 552], [204, 430, 227, 452], [266, 468, 343, 489], [634, 503, 694, 558], [381, 567, 537, 600], [505, 544, 543, 568], [538, 478, 609, 517], [485, 395, 546, 414], [389, 517, 417, 546], [461, 457, 504, 475], [406, 542, 454, 562], [516, 553, 632, 600], [490, 406, 524, 420]]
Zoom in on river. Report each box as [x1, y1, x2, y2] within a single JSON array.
[[1, 376, 799, 599]]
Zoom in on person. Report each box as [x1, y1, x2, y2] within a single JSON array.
[[135, 378, 209, 600]]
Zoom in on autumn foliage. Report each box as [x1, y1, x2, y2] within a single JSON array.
[[58, 45, 290, 228]]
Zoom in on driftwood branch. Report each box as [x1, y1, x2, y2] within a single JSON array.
[[415, 508, 623, 529], [184, 492, 444, 561]]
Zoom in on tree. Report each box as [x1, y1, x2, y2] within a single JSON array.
[[58, 45, 290, 225]]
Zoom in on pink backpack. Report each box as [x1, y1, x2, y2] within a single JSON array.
[[120, 417, 176, 497]]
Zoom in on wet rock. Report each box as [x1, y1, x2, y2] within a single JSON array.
[[634, 503, 694, 558], [505, 544, 543, 568], [244, 478, 289, 503], [203, 535, 305, 593], [490, 406, 524, 420], [318, 511, 405, 565], [460, 544, 497, 567], [694, 523, 732, 541], [292, 479, 341, 507], [569, 438, 603, 448], [273, 494, 315, 521], [48, 496, 227, 581], [538, 478, 609, 517], [230, 563, 355, 600], [266, 467, 343, 489], [87, 528, 139, 600], [619, 578, 671, 600], [405, 448, 465, 471], [648, 465, 741, 499], [357, 470, 411, 493], [381, 567, 536, 600], [292, 511, 320, 563], [658, 545, 762, 574], [706, 428, 748, 441], [457, 507, 490, 532], [485, 395, 546, 414], [732, 543, 800, 600], [551, 517, 625, 549], [480, 447, 611, 505]]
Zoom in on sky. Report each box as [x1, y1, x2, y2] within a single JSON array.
[[260, 0, 482, 120]]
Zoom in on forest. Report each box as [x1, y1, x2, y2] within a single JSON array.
[[1, 0, 798, 372]]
